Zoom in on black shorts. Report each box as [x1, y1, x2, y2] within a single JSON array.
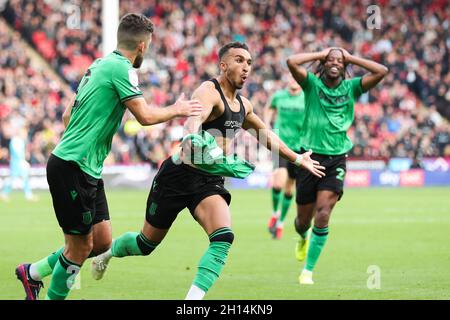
[[272, 152, 299, 180], [296, 150, 347, 205], [46, 154, 110, 235], [145, 157, 231, 229]]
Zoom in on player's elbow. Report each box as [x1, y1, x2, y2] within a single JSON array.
[[286, 57, 301, 76], [136, 115, 153, 126], [286, 57, 295, 68], [375, 65, 389, 78], [137, 112, 163, 126]]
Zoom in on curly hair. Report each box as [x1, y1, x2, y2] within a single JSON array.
[[313, 48, 350, 80], [117, 13, 154, 50]]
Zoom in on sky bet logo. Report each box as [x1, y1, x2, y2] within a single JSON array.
[[224, 121, 242, 129]]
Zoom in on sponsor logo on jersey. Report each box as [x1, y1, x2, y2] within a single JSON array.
[[224, 120, 242, 129], [318, 90, 350, 105], [128, 69, 139, 87]]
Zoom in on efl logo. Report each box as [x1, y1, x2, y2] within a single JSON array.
[[400, 170, 424, 186], [345, 170, 370, 187]]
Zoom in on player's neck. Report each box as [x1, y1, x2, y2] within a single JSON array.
[[115, 48, 137, 66], [217, 75, 238, 101], [322, 75, 342, 89], [289, 88, 301, 95]]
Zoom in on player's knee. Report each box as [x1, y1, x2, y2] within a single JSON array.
[[285, 181, 295, 194], [315, 207, 332, 227], [66, 241, 93, 262], [209, 228, 234, 245], [316, 206, 332, 219]]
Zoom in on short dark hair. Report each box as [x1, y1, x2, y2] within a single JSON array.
[[117, 13, 154, 50], [218, 42, 249, 60]]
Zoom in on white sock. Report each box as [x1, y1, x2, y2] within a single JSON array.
[[273, 210, 280, 217], [276, 220, 284, 228], [99, 248, 113, 263], [301, 269, 313, 276], [28, 264, 42, 281], [185, 284, 206, 300]]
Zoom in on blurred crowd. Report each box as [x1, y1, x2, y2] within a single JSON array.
[[1, 0, 450, 169], [0, 19, 70, 166]]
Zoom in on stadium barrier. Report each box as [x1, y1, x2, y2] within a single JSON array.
[[0, 164, 157, 191], [229, 169, 450, 189], [1, 158, 449, 190]]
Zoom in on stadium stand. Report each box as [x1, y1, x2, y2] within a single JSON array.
[[1, 0, 449, 168]]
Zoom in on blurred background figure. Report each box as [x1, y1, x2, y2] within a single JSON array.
[[264, 74, 305, 240], [1, 125, 37, 201]]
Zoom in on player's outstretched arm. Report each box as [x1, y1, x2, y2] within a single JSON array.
[[341, 49, 389, 91], [287, 49, 330, 85], [242, 98, 325, 178], [125, 94, 202, 126]]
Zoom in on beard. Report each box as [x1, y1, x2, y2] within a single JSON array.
[[225, 70, 243, 89], [133, 53, 144, 68], [235, 80, 244, 89]]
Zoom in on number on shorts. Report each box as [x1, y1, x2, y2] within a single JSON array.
[[336, 168, 346, 181]]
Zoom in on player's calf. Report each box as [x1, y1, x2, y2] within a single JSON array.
[[294, 217, 310, 239], [186, 227, 234, 300]]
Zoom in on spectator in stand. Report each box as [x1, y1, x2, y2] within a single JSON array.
[[1, 0, 450, 166]]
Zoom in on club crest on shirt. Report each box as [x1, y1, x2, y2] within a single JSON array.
[[128, 69, 139, 87]]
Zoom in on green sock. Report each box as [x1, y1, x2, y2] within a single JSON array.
[[305, 226, 329, 272], [30, 247, 101, 281], [193, 228, 233, 293], [30, 247, 64, 280], [272, 188, 282, 213], [279, 194, 293, 223], [112, 231, 159, 257], [45, 254, 81, 300]]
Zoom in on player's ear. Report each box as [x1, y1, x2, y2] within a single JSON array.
[[219, 60, 227, 73], [137, 41, 145, 53]]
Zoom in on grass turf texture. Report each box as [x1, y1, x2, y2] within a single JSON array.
[[1, 187, 449, 300]]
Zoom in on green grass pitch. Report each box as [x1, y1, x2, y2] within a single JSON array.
[[1, 187, 449, 300]]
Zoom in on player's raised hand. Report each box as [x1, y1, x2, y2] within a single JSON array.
[[174, 93, 203, 117], [340, 48, 352, 62], [297, 150, 326, 178], [319, 47, 343, 62], [319, 48, 333, 61]]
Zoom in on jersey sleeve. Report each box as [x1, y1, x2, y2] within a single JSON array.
[[112, 64, 143, 102], [269, 91, 281, 109], [350, 76, 364, 99], [299, 71, 316, 93]]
